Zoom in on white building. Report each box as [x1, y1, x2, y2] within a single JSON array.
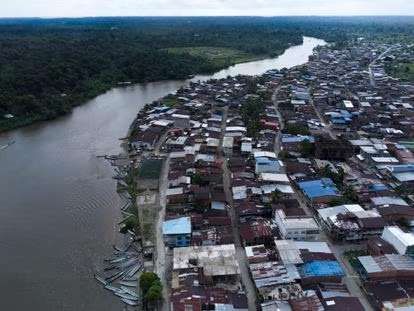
[[173, 244, 240, 281], [223, 136, 234, 156], [381, 226, 414, 256], [274, 210, 320, 241]]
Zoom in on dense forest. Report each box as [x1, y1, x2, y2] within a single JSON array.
[[1, 16, 414, 131]]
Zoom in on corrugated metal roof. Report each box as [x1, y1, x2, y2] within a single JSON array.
[[274, 240, 303, 265], [371, 196, 408, 206], [358, 256, 382, 273]]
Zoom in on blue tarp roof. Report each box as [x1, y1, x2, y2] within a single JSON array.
[[301, 260, 344, 277], [163, 217, 191, 235], [298, 178, 339, 199]]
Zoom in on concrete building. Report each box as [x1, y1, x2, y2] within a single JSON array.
[[274, 209, 320, 241], [162, 216, 192, 248], [173, 244, 240, 283], [381, 226, 414, 257], [223, 136, 234, 156], [317, 204, 385, 241]]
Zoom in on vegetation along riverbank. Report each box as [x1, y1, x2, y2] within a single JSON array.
[[2, 16, 414, 132]]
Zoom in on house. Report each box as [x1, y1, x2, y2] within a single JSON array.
[[223, 136, 234, 156], [366, 237, 398, 256], [172, 113, 190, 128], [386, 164, 414, 189], [297, 178, 341, 204], [381, 226, 414, 256], [255, 157, 283, 174], [370, 196, 409, 208], [170, 267, 248, 311], [289, 290, 324, 311], [173, 244, 240, 283], [363, 280, 414, 310], [299, 260, 344, 285], [357, 254, 414, 281], [274, 209, 320, 241], [275, 240, 333, 265], [240, 218, 273, 245], [163, 217, 192, 248], [250, 260, 300, 290], [317, 204, 385, 241], [281, 134, 315, 152]]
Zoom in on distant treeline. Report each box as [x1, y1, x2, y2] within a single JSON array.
[[0, 16, 413, 131]]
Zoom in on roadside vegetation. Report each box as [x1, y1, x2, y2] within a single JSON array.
[[343, 250, 368, 271], [140, 272, 163, 310], [241, 96, 265, 138]]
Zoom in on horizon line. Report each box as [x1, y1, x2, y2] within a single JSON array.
[[0, 14, 414, 19]]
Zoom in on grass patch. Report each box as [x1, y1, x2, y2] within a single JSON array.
[[165, 46, 261, 68], [162, 95, 179, 108], [138, 159, 163, 179]]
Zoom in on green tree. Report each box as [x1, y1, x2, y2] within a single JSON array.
[[271, 189, 283, 203], [140, 272, 161, 295], [285, 124, 310, 135], [145, 281, 163, 302], [299, 139, 315, 157]]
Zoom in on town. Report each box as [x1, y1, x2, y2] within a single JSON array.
[[103, 38, 414, 311]]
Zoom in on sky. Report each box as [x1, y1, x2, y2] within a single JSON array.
[[0, 0, 414, 18]]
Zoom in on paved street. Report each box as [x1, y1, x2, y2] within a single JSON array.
[[272, 84, 373, 311], [221, 107, 258, 311], [155, 156, 171, 311]]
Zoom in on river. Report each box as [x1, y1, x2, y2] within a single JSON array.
[[0, 36, 325, 310]]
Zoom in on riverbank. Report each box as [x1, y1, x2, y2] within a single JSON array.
[[0, 36, 324, 311], [0, 42, 300, 133]]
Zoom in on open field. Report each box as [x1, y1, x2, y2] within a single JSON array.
[[165, 46, 262, 68], [138, 159, 164, 179]]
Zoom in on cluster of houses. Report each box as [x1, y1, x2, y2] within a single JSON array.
[[127, 39, 414, 311]]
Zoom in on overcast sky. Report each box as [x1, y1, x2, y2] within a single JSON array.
[[1, 0, 414, 18]]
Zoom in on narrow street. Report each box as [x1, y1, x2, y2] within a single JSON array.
[[272, 84, 373, 310], [309, 96, 336, 140], [271, 86, 284, 157], [155, 156, 171, 311], [220, 107, 258, 311], [368, 47, 394, 87]]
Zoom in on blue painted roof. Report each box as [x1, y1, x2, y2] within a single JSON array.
[[298, 178, 339, 199], [301, 260, 344, 277], [163, 217, 191, 235]]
